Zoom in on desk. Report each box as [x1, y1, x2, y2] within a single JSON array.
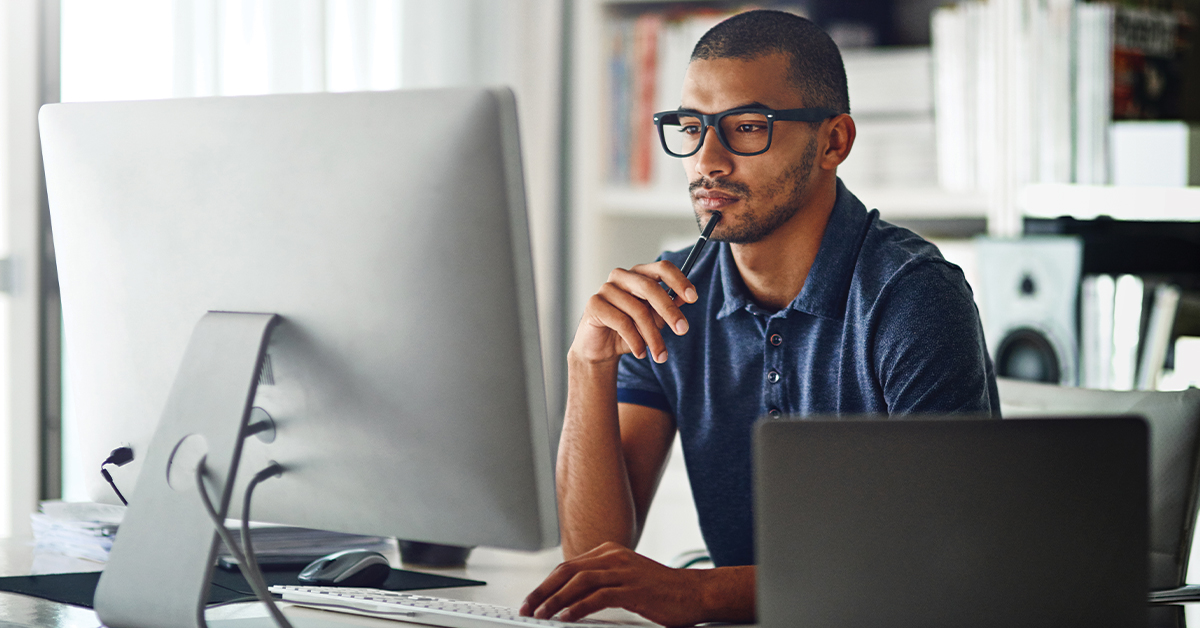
[[0, 538, 658, 627], [0, 539, 1194, 628]]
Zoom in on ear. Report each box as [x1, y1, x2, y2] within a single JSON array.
[[819, 114, 855, 171]]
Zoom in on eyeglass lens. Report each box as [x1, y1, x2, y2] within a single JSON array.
[[661, 112, 771, 156]]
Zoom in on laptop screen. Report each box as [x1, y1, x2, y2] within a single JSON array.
[[754, 417, 1148, 628]]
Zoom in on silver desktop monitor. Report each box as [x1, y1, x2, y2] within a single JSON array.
[[39, 87, 558, 627]]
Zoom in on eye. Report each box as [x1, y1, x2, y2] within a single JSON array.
[[734, 123, 767, 133], [680, 124, 702, 136]]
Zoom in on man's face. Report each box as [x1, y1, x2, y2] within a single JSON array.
[[680, 53, 820, 244]]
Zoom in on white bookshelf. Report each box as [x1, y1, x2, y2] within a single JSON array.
[[1020, 183, 1200, 222]]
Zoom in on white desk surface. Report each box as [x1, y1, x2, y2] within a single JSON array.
[[0, 538, 660, 628]]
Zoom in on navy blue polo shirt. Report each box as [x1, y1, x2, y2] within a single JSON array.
[[616, 179, 1000, 568]]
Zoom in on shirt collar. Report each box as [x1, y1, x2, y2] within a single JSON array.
[[715, 178, 870, 321]]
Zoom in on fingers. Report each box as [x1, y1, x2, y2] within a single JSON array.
[[595, 284, 670, 363], [520, 543, 628, 618], [557, 587, 623, 624], [620, 262, 697, 322], [520, 545, 703, 626], [603, 265, 693, 336], [630, 260, 698, 306], [575, 261, 698, 364], [520, 548, 612, 616], [531, 567, 622, 621]]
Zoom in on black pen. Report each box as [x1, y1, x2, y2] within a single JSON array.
[[667, 211, 722, 300]]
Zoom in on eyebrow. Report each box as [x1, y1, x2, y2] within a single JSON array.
[[676, 101, 772, 114]]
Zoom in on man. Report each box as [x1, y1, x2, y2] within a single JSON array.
[[521, 10, 999, 626]]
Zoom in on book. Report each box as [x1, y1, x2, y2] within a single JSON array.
[[607, 17, 633, 185], [1080, 274, 1117, 389], [630, 13, 661, 186], [1074, 3, 1115, 185], [1138, 283, 1182, 390], [931, 1, 1112, 189], [1111, 274, 1145, 391], [1112, 7, 1184, 120]]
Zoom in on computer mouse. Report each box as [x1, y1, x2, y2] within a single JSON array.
[[297, 549, 392, 587]]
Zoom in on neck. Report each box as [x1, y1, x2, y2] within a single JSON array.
[[729, 175, 837, 311]]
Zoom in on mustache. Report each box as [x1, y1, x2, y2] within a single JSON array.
[[689, 177, 750, 198]]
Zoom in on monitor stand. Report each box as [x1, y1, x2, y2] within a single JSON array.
[[94, 311, 280, 628]]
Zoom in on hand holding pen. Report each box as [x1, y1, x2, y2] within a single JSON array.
[[569, 212, 722, 365], [667, 211, 722, 301]]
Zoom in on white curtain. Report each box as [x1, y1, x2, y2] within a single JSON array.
[[170, 0, 402, 97]]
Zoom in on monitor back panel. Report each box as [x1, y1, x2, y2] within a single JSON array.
[[40, 88, 557, 550], [755, 418, 1148, 628]]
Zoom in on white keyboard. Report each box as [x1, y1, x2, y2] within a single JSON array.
[[269, 585, 620, 628]]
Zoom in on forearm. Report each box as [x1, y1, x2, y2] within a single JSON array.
[[556, 351, 638, 558]]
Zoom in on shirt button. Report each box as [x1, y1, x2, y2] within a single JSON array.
[[770, 334, 782, 346], [767, 409, 782, 420], [767, 370, 781, 384]]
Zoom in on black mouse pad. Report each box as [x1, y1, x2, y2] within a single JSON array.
[[0, 567, 485, 609]]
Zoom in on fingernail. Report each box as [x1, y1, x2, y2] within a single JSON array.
[[656, 351, 668, 363], [685, 287, 698, 302], [674, 319, 688, 335]]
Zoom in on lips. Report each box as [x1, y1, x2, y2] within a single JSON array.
[[692, 191, 741, 210]]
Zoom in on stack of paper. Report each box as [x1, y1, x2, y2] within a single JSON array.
[[31, 501, 123, 563], [32, 501, 394, 564]]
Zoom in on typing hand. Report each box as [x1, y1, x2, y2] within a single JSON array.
[[572, 262, 697, 366], [519, 542, 710, 626]]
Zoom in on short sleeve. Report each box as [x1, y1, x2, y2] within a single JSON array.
[[872, 261, 999, 416], [616, 353, 672, 413]]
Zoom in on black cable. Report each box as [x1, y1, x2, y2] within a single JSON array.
[[210, 581, 254, 597], [194, 457, 293, 628], [241, 463, 286, 610], [100, 446, 134, 506], [100, 468, 127, 506]]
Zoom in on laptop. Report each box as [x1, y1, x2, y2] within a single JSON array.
[[754, 417, 1148, 628]]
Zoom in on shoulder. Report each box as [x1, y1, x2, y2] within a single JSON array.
[[851, 215, 974, 313]]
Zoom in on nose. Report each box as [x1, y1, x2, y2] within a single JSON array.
[[691, 125, 733, 179]]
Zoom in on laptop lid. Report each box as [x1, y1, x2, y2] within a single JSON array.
[[754, 417, 1148, 628]]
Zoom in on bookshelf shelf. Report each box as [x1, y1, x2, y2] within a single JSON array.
[[1019, 184, 1200, 222], [856, 187, 989, 221], [597, 185, 990, 221]]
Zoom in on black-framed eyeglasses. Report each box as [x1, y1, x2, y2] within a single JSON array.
[[653, 106, 838, 157]]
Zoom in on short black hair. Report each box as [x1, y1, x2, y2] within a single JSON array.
[[691, 10, 850, 115]]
